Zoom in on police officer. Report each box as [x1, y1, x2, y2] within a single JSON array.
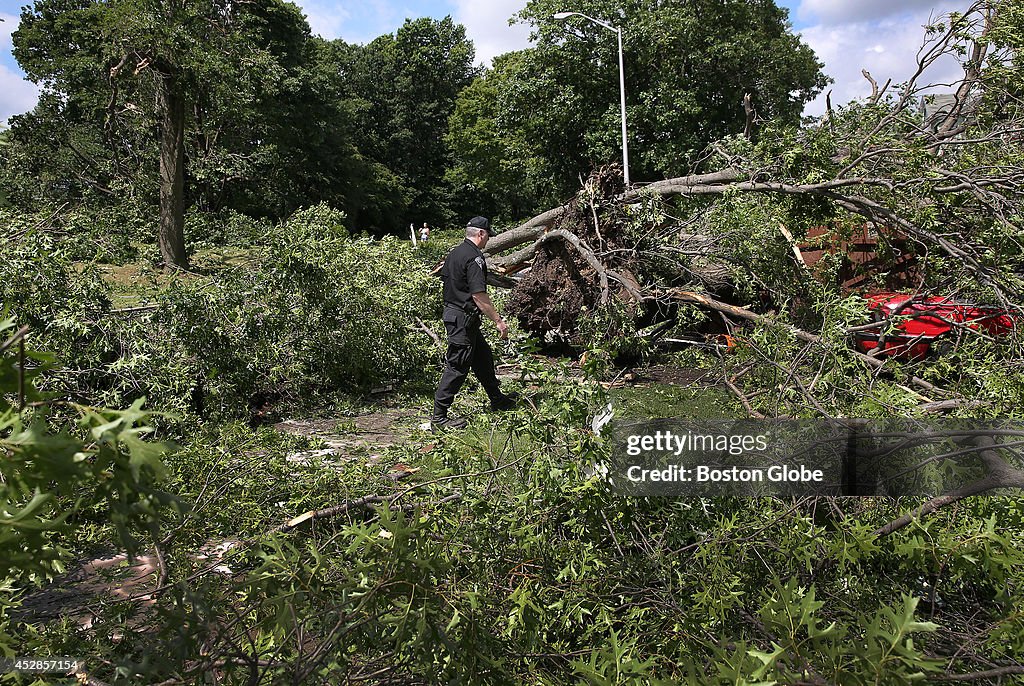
[[431, 216, 518, 430]]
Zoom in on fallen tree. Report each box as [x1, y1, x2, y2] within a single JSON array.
[[478, 0, 1023, 422]]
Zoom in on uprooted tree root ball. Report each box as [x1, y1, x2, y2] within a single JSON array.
[[504, 166, 642, 343]]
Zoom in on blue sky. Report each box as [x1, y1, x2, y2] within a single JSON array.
[[1, 0, 969, 125]]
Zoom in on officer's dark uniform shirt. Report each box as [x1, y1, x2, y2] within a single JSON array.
[[441, 239, 488, 313]]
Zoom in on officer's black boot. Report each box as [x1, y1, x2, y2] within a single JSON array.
[[431, 415, 468, 431], [431, 400, 468, 431]]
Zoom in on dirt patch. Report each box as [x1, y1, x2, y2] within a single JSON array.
[[16, 552, 159, 631], [96, 262, 175, 307], [274, 407, 423, 465], [96, 247, 257, 307], [16, 540, 241, 642]]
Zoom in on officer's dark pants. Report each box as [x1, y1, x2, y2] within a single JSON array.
[[432, 307, 502, 418]]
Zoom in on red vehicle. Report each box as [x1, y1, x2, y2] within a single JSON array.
[[854, 292, 1016, 359]]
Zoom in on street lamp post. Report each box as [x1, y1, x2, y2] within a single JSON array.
[[553, 11, 630, 187]]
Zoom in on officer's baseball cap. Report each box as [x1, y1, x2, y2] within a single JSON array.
[[467, 216, 496, 237]]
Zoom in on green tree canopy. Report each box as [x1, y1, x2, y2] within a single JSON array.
[[337, 16, 479, 230], [8, 0, 365, 264], [445, 51, 549, 222], [5, 7, 481, 241], [449, 0, 828, 217]]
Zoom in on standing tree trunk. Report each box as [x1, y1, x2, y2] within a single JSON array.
[[157, 74, 188, 270]]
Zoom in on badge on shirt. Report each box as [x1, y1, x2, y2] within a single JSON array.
[[474, 256, 485, 270]]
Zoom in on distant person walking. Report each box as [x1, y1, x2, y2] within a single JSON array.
[[419, 223, 431, 242], [431, 216, 518, 430]]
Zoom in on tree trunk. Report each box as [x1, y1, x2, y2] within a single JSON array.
[[157, 75, 188, 270]]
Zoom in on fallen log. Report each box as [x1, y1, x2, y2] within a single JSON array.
[[484, 206, 567, 255], [484, 168, 743, 259], [873, 434, 1024, 536]]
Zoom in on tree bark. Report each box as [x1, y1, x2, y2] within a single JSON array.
[[157, 74, 188, 270]]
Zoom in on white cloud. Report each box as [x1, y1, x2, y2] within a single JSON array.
[[298, 2, 351, 39], [0, 1, 982, 126], [0, 63, 39, 126], [1, 11, 18, 52], [290, 0, 400, 43], [448, 0, 975, 119], [797, 0, 960, 26], [353, 0, 405, 42], [291, 0, 444, 44], [795, 2, 973, 116], [451, 0, 532, 66], [0, 13, 39, 124]]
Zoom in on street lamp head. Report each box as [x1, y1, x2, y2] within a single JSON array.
[[553, 11, 615, 31]]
